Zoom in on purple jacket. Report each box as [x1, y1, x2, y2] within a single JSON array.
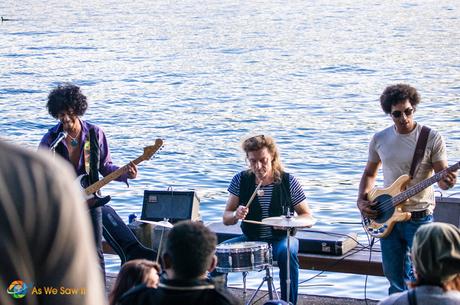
[[39, 119, 128, 183]]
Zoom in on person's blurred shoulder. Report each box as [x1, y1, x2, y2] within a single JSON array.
[[118, 283, 241, 305], [1, 140, 76, 179], [377, 291, 408, 305]]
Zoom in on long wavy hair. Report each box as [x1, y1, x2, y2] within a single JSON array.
[[242, 134, 284, 183]]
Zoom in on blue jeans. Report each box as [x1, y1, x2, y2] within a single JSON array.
[[380, 214, 432, 294], [222, 235, 299, 305]]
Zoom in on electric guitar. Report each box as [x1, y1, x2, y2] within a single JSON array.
[[363, 161, 459, 238], [77, 139, 164, 209]]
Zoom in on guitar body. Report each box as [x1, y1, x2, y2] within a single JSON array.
[[77, 174, 111, 209], [363, 174, 412, 238], [362, 161, 459, 238]]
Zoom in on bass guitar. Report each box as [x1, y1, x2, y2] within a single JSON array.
[[77, 139, 164, 209], [363, 161, 459, 238]]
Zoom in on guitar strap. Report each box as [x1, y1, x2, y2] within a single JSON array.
[[83, 136, 91, 175], [88, 128, 100, 185], [409, 126, 431, 179]]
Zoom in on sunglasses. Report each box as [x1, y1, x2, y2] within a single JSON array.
[[391, 108, 414, 118]]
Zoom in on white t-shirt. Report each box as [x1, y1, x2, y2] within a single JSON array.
[[368, 123, 447, 212]]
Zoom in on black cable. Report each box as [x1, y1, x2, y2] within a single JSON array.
[[297, 242, 375, 286], [363, 237, 375, 305], [361, 218, 377, 305], [246, 235, 379, 304], [234, 227, 382, 304]]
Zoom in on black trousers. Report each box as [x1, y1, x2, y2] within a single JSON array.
[[89, 207, 105, 280], [101, 205, 157, 264]]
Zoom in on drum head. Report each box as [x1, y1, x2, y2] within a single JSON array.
[[217, 241, 267, 251]]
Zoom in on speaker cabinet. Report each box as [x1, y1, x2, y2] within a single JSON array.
[[141, 190, 200, 224], [434, 196, 460, 227]]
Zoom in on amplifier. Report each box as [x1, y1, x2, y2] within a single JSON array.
[[434, 196, 460, 227], [141, 190, 200, 224], [297, 230, 358, 256]]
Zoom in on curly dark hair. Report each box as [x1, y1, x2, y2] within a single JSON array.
[[46, 83, 88, 118], [380, 84, 420, 114], [164, 221, 217, 279]]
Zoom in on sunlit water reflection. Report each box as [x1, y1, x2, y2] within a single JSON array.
[[1, 0, 459, 300]]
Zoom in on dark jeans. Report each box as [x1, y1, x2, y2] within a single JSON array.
[[101, 205, 157, 264], [380, 214, 433, 294], [89, 207, 105, 281]]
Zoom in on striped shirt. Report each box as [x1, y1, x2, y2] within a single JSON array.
[[228, 172, 307, 239]]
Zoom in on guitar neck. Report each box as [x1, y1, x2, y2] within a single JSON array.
[[392, 162, 460, 205], [84, 155, 144, 195]]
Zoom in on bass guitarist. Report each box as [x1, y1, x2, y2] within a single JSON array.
[[39, 83, 138, 279], [356, 83, 457, 295]]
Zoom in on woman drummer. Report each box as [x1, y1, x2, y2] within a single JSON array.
[[221, 134, 313, 305]]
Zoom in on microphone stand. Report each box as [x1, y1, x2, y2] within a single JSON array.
[[50, 144, 58, 158], [155, 218, 169, 263], [49, 131, 67, 157]]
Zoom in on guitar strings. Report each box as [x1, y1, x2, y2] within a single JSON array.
[[368, 183, 426, 216], [367, 166, 454, 217]]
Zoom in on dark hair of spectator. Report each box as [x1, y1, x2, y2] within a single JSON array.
[[380, 83, 420, 114], [164, 221, 217, 279], [108, 259, 161, 305], [47, 83, 88, 118]]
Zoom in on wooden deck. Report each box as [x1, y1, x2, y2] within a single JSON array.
[[208, 222, 383, 277], [103, 222, 383, 277], [297, 246, 382, 276], [104, 196, 460, 278]]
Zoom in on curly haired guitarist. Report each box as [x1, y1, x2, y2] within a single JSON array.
[[356, 84, 457, 295], [39, 83, 138, 278]]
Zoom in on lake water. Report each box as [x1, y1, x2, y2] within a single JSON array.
[[1, 0, 459, 301]]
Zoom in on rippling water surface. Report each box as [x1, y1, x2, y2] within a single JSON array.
[[1, 0, 459, 300]]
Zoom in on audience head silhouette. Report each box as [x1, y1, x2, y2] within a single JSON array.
[[412, 222, 460, 286], [163, 220, 217, 279], [109, 259, 161, 305]]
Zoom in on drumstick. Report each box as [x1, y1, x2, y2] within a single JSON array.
[[245, 181, 263, 208], [243, 219, 265, 225]]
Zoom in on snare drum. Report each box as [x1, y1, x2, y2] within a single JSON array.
[[215, 241, 271, 273]]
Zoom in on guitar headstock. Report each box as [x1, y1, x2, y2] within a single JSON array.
[[141, 139, 164, 161]]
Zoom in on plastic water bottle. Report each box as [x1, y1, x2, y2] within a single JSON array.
[[128, 213, 137, 224]]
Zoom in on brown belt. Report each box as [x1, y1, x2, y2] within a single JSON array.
[[410, 209, 430, 220]]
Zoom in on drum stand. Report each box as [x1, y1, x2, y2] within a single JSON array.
[[155, 218, 169, 263], [285, 226, 292, 304], [257, 208, 315, 305], [244, 264, 279, 305]]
